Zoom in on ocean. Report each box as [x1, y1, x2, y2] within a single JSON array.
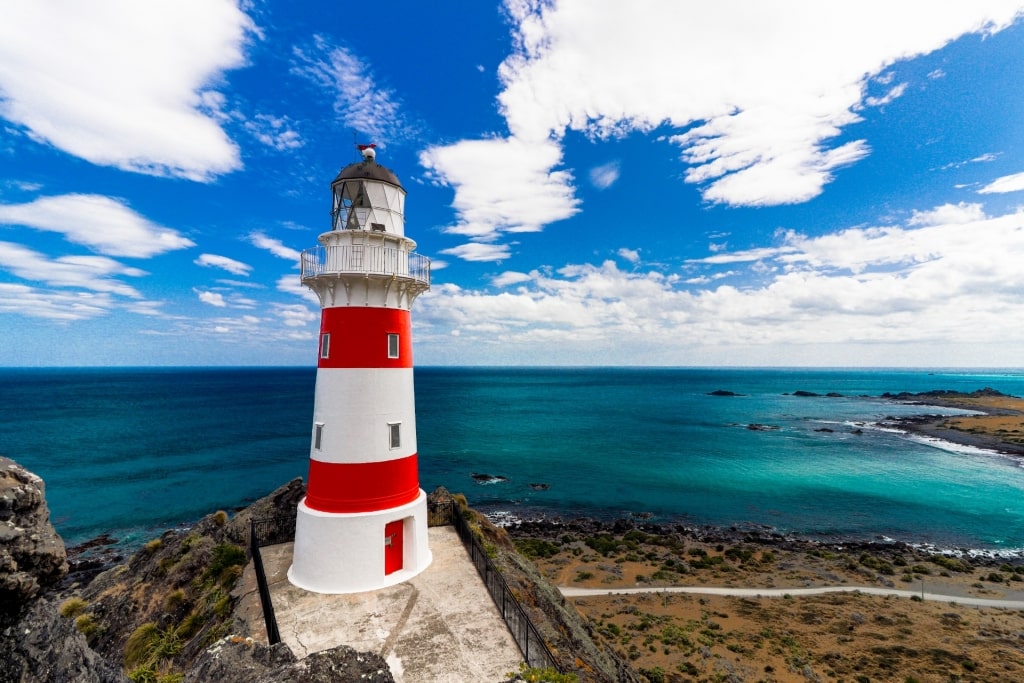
[[2, 367, 1023, 554]]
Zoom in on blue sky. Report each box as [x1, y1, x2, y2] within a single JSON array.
[[2, 1, 1024, 367]]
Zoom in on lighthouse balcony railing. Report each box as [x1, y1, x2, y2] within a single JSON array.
[[300, 245, 430, 287]]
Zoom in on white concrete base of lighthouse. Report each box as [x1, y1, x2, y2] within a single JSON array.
[[287, 490, 432, 594]]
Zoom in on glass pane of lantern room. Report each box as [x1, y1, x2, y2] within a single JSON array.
[[366, 183, 387, 208], [341, 181, 364, 205], [383, 186, 402, 213]]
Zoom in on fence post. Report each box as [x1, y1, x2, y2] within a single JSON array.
[[249, 518, 281, 645]]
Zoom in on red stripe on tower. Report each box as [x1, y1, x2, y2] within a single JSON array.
[[305, 454, 419, 513], [317, 307, 413, 369]]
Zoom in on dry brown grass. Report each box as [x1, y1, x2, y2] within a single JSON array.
[[520, 534, 1024, 683]]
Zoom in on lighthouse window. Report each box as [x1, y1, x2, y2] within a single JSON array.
[[320, 333, 330, 359], [387, 333, 400, 359], [388, 422, 401, 449], [314, 423, 324, 450]]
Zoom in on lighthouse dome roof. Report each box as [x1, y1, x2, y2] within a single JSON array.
[[332, 157, 404, 190]]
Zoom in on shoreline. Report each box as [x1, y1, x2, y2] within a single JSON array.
[[487, 388, 1024, 554], [883, 411, 1024, 458]]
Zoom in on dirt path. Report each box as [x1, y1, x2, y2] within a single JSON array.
[[560, 583, 1024, 609]]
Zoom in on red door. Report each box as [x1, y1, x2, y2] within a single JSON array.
[[384, 520, 403, 575]]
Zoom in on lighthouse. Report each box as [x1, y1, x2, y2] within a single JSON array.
[[288, 145, 432, 594]]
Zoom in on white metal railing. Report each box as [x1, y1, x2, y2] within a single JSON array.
[[300, 245, 430, 288]]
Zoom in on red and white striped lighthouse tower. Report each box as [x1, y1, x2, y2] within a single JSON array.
[[288, 145, 432, 594]]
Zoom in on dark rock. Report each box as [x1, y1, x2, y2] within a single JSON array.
[[186, 638, 394, 683], [471, 473, 508, 483], [708, 389, 744, 396], [814, 428, 835, 433], [0, 457, 68, 621], [826, 392, 844, 398], [0, 596, 128, 683], [747, 423, 780, 431], [793, 390, 820, 397], [185, 637, 296, 681], [882, 387, 1011, 400], [0, 458, 125, 682], [529, 483, 550, 491], [427, 486, 453, 505]]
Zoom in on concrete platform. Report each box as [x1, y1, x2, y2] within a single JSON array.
[[240, 526, 524, 682]]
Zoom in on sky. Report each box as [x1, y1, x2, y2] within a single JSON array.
[[1, 1, 1024, 367]]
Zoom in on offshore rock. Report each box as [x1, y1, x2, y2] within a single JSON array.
[[0, 456, 68, 619]]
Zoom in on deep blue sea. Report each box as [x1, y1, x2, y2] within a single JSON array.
[[2, 367, 1023, 554]]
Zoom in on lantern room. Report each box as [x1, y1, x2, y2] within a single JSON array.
[[330, 145, 406, 236]]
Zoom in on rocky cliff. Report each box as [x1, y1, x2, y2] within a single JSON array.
[[0, 460, 393, 683], [1, 456, 126, 682]]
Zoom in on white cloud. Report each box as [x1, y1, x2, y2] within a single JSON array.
[[978, 170, 1024, 194], [422, 0, 1024, 240], [0, 0, 252, 180], [195, 289, 227, 307], [216, 279, 265, 289], [243, 114, 303, 151], [248, 232, 300, 261], [276, 274, 321, 304], [420, 137, 579, 241], [440, 242, 512, 263], [908, 202, 986, 226], [291, 35, 413, 142], [416, 204, 1024, 363], [0, 283, 117, 321], [498, 0, 1022, 207], [273, 302, 318, 327], [589, 161, 620, 189], [617, 247, 640, 264], [0, 194, 194, 258], [690, 246, 797, 265], [195, 253, 252, 276], [492, 271, 532, 287], [0, 240, 144, 297], [864, 82, 908, 107]]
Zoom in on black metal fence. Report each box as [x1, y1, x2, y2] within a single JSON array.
[[444, 501, 563, 672], [248, 515, 295, 645]]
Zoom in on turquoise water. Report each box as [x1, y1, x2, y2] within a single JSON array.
[[2, 367, 1023, 552]]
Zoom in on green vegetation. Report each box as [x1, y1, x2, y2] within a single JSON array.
[[125, 622, 183, 682], [59, 597, 88, 618], [202, 543, 246, 584], [515, 538, 562, 560], [163, 589, 186, 611], [929, 554, 973, 573], [859, 553, 895, 575], [74, 613, 98, 639]]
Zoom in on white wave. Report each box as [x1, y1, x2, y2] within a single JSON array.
[[903, 431, 1021, 462]]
